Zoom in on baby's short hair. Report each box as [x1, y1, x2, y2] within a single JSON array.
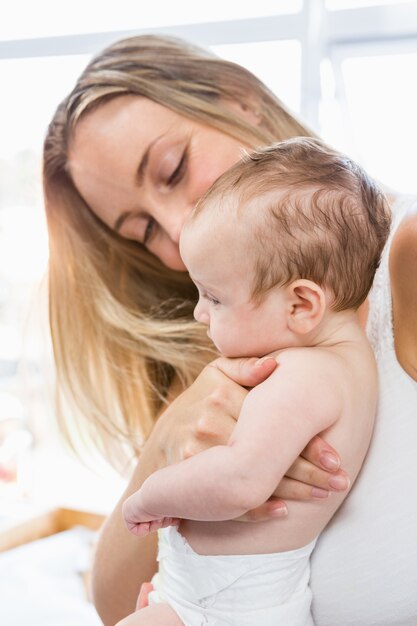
[[192, 137, 391, 311]]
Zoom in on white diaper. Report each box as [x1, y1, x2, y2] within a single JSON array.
[[148, 526, 317, 626]]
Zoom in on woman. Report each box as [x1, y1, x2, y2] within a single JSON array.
[[43, 35, 417, 625]]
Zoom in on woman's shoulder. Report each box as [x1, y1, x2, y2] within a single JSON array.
[[388, 193, 417, 381]]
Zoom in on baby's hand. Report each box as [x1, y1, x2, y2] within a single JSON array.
[[126, 515, 180, 537], [122, 492, 180, 537]]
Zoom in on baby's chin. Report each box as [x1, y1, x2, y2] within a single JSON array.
[[207, 330, 221, 354], [207, 330, 269, 359]]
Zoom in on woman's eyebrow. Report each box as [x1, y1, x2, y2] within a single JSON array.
[[135, 133, 166, 187], [135, 147, 150, 187], [114, 134, 167, 232], [114, 210, 132, 233]]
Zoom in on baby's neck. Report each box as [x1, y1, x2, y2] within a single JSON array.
[[301, 309, 364, 350]]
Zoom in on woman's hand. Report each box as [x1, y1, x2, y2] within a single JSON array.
[[273, 435, 350, 501], [151, 356, 350, 522], [150, 356, 278, 466]]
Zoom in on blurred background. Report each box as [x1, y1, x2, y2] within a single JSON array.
[[0, 0, 416, 519]]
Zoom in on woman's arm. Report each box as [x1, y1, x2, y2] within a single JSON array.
[[91, 357, 347, 624], [91, 442, 160, 626], [390, 212, 417, 381]]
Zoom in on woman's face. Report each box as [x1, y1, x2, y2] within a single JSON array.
[[69, 95, 253, 270]]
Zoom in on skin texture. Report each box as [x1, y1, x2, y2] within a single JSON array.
[[67, 96, 417, 625]]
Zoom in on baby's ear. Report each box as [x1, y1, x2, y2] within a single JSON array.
[[286, 279, 326, 334]]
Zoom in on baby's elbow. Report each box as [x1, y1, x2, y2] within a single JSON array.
[[233, 477, 269, 513]]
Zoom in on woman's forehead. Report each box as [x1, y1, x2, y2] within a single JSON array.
[[68, 97, 187, 184], [72, 95, 183, 147]]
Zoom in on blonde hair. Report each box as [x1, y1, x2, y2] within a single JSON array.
[[43, 34, 314, 469], [192, 138, 391, 312]]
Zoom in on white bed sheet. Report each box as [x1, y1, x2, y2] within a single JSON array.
[[0, 526, 102, 626]]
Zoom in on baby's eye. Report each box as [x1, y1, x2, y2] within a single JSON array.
[[204, 293, 221, 306]]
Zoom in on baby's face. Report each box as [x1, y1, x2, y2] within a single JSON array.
[[180, 220, 291, 358]]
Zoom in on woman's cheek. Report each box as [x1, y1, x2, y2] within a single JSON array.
[[193, 168, 220, 200], [192, 152, 236, 198], [153, 239, 187, 271]]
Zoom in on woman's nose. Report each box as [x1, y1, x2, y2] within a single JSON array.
[[163, 204, 193, 244]]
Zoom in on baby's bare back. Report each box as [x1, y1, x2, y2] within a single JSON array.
[[181, 337, 378, 556]]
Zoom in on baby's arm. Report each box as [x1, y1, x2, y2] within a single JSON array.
[[123, 351, 342, 535]]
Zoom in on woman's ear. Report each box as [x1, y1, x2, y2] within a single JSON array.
[[286, 279, 326, 335]]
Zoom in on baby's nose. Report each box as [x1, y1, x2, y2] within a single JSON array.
[[193, 300, 209, 325]]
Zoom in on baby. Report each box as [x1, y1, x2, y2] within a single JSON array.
[[118, 138, 391, 626]]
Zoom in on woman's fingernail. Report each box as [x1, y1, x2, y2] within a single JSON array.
[[328, 475, 350, 491], [312, 487, 331, 499], [271, 505, 288, 517], [255, 356, 277, 367], [320, 452, 340, 470]]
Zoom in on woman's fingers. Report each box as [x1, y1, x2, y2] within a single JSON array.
[[156, 356, 277, 466], [301, 435, 341, 471], [272, 477, 329, 501], [235, 497, 288, 522], [210, 356, 277, 388], [136, 582, 154, 611], [283, 457, 350, 494], [273, 474, 349, 502]]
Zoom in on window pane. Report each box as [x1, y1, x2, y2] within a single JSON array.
[[0, 54, 129, 512], [0, 55, 89, 158], [337, 52, 417, 193], [0, 1, 302, 40], [326, 0, 410, 9], [0, 54, 89, 352], [212, 40, 301, 114]]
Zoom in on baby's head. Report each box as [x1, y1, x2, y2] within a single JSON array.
[[180, 137, 391, 357]]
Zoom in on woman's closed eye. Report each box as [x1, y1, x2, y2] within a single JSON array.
[[165, 148, 188, 187], [143, 216, 157, 245]]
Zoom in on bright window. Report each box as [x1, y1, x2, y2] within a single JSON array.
[[212, 40, 301, 113], [321, 47, 417, 193], [0, 0, 301, 40]]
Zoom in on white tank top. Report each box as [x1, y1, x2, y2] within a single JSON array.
[[310, 194, 417, 625]]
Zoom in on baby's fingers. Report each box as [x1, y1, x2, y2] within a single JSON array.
[[148, 519, 165, 533], [160, 517, 181, 529], [127, 521, 151, 537]]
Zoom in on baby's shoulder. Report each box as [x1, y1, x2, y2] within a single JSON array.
[[262, 347, 346, 402], [270, 344, 372, 396], [255, 347, 348, 431], [270, 345, 344, 373]]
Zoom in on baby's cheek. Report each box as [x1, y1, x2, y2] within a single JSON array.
[[220, 330, 254, 358]]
